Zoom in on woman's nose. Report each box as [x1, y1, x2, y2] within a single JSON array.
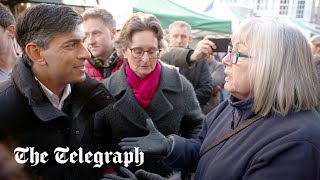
[[222, 53, 231, 66]]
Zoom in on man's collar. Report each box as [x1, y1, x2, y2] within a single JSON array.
[[35, 77, 71, 110]]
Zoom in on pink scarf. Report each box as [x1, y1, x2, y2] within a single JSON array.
[[125, 61, 161, 109]]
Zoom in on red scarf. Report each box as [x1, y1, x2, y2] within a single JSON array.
[[125, 61, 161, 109]]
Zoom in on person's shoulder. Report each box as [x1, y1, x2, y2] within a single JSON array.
[[104, 68, 123, 86], [263, 110, 320, 145], [160, 61, 182, 79], [0, 79, 26, 112], [0, 78, 15, 95], [103, 67, 127, 96], [287, 110, 320, 135], [160, 61, 179, 70]]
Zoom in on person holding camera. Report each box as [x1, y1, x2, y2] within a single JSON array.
[[164, 21, 212, 108]]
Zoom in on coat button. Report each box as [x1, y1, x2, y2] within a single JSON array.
[[106, 96, 111, 100], [75, 130, 80, 135]]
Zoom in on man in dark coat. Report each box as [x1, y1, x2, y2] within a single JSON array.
[[168, 21, 212, 107], [0, 4, 114, 180]]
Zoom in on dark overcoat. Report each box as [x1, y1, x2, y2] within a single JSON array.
[[0, 58, 114, 180], [95, 61, 204, 176]]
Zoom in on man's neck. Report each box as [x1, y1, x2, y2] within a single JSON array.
[[0, 47, 17, 73], [33, 70, 65, 100], [97, 49, 114, 64]]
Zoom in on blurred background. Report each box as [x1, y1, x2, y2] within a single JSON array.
[[1, 0, 320, 48]]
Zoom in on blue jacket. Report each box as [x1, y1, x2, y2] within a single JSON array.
[[164, 95, 320, 180]]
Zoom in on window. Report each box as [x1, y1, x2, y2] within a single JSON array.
[[296, 0, 305, 18], [256, 0, 267, 11], [279, 0, 289, 15]]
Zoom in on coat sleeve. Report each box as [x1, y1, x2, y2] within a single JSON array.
[[94, 107, 116, 176], [160, 48, 195, 68], [163, 119, 208, 172], [179, 77, 204, 139], [194, 60, 213, 106], [244, 140, 320, 180]]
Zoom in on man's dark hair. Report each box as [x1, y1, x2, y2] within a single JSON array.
[[0, 3, 15, 28], [15, 3, 83, 66]]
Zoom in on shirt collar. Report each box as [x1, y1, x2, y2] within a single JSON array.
[[35, 77, 72, 110]]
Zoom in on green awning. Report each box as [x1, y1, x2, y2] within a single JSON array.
[[133, 0, 232, 34], [291, 19, 320, 35]]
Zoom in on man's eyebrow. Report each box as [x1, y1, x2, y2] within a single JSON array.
[[62, 38, 85, 44]]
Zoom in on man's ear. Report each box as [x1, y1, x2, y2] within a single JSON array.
[[25, 43, 47, 65], [6, 24, 15, 38], [188, 35, 193, 45], [111, 27, 117, 40], [122, 48, 128, 59], [316, 45, 320, 54]]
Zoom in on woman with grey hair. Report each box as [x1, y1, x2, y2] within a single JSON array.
[[119, 18, 320, 180], [95, 12, 203, 178]]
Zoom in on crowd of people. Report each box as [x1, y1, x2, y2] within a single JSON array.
[[0, 2, 319, 180]]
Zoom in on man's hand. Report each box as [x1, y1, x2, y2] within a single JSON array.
[[190, 35, 217, 62], [119, 119, 171, 156]]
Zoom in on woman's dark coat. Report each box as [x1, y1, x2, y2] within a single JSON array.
[[95, 62, 204, 176]]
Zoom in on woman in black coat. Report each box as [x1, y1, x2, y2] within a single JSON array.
[[94, 12, 203, 177]]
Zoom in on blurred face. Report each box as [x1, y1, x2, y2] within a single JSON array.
[[123, 30, 159, 79], [39, 25, 90, 85], [0, 25, 12, 54], [83, 17, 115, 59], [310, 43, 320, 55], [169, 25, 190, 48], [222, 39, 251, 100]]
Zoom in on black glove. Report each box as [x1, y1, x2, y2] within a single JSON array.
[[119, 118, 172, 156], [101, 167, 137, 180], [101, 167, 181, 180], [135, 169, 180, 180]]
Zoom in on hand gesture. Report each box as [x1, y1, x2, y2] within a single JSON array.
[[119, 119, 171, 156]]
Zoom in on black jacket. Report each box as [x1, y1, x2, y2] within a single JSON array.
[[179, 59, 212, 106], [0, 58, 114, 180]]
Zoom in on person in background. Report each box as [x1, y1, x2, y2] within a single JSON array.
[[309, 34, 320, 78], [0, 4, 114, 180], [0, 3, 17, 81], [308, 35, 320, 112], [202, 53, 225, 114], [167, 21, 212, 108], [82, 8, 214, 83], [82, 8, 121, 81], [95, 12, 203, 178], [119, 18, 320, 180]]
